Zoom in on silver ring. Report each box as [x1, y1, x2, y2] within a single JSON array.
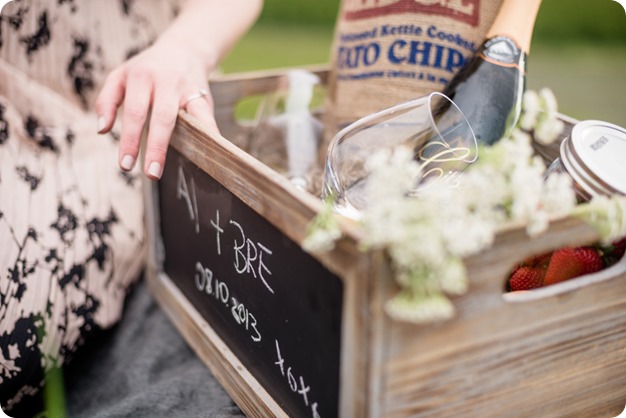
[[183, 88, 210, 108]]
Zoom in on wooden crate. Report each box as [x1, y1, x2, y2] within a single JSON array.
[[145, 68, 626, 418]]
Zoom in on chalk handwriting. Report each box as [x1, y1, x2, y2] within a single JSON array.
[[210, 210, 224, 256], [177, 165, 200, 234], [231, 297, 261, 342], [230, 220, 275, 294], [195, 261, 261, 342], [275, 339, 322, 418], [169, 158, 340, 418]]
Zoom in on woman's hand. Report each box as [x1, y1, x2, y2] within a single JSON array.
[[96, 0, 262, 180], [96, 37, 219, 180]]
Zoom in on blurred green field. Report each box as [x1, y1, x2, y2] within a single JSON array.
[[527, 44, 626, 127], [256, 0, 626, 43], [220, 1, 626, 126], [220, 25, 333, 73]]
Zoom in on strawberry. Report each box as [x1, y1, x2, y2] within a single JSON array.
[[607, 238, 626, 260], [509, 266, 545, 291], [543, 246, 604, 286], [521, 252, 552, 269]]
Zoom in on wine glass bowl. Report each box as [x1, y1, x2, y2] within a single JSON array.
[[322, 92, 477, 219]]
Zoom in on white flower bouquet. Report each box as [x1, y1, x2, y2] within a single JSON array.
[[304, 89, 626, 324]]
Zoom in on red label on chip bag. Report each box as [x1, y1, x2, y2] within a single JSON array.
[[343, 0, 480, 27]]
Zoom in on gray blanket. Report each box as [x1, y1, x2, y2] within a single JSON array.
[[64, 280, 246, 418]]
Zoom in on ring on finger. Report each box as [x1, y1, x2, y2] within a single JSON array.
[[183, 88, 210, 109]]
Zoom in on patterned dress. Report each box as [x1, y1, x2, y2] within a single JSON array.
[[0, 0, 180, 411]]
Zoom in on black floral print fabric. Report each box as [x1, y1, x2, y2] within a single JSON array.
[[0, 0, 179, 413]]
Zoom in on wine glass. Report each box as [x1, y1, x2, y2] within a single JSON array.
[[322, 92, 477, 220]]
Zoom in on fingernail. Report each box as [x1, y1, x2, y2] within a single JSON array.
[[97, 115, 106, 133], [148, 161, 162, 179], [120, 154, 135, 171]]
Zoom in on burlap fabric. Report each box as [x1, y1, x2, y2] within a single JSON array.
[[322, 0, 504, 157]]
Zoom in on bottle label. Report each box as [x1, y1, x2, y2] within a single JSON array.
[[481, 35, 522, 66]]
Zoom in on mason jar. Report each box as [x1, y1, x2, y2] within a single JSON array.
[[546, 120, 626, 202]]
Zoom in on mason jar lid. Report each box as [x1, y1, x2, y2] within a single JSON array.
[[560, 120, 626, 197]]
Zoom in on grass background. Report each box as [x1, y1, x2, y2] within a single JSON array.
[[220, 0, 626, 126]]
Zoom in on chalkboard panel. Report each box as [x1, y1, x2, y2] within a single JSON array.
[[158, 148, 343, 418]]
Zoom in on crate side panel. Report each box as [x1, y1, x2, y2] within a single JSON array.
[[376, 219, 626, 417]]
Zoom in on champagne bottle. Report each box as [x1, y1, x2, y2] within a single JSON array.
[[442, 0, 543, 145]]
